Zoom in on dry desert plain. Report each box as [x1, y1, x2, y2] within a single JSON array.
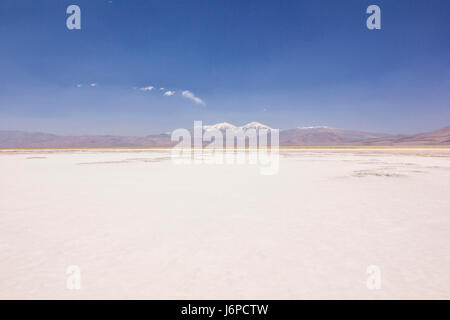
[[0, 147, 449, 299]]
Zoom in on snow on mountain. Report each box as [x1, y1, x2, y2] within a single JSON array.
[[203, 122, 237, 131], [296, 126, 331, 129], [240, 122, 273, 130], [203, 122, 272, 131]]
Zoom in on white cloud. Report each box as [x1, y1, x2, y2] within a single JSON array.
[[181, 90, 205, 105], [90, 83, 97, 87], [164, 90, 175, 96], [159, 87, 164, 90], [76, 84, 82, 88], [140, 86, 154, 91]]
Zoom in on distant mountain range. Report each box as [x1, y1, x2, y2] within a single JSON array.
[[280, 126, 390, 146], [1, 123, 449, 148], [0, 131, 173, 148], [357, 125, 450, 146]]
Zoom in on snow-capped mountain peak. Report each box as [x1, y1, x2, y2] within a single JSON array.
[[203, 122, 237, 131], [241, 122, 273, 130], [203, 122, 273, 131], [296, 126, 331, 130]]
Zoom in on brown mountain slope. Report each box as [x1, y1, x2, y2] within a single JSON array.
[[0, 131, 174, 148], [363, 126, 450, 146], [279, 127, 390, 146]]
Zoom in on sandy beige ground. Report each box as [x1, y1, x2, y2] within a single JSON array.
[[0, 148, 449, 299]]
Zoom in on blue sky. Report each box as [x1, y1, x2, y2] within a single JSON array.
[[0, 0, 449, 135]]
